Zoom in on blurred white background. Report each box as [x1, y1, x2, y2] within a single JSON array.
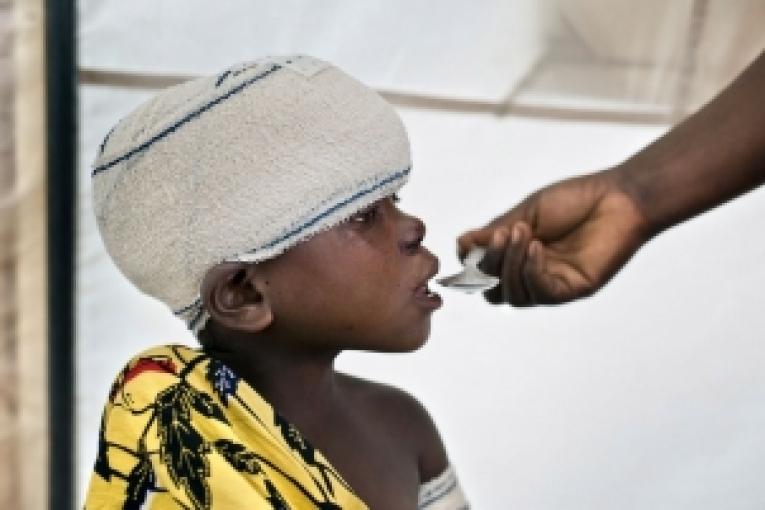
[[77, 1, 765, 508]]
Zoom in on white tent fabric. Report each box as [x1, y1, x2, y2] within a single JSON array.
[[78, 0, 545, 101], [77, 2, 765, 508], [551, 0, 765, 112], [78, 0, 765, 120]]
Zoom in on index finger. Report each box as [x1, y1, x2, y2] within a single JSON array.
[[456, 202, 534, 261], [456, 228, 496, 261]]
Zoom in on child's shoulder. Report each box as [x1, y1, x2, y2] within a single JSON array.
[[114, 343, 199, 378], [336, 372, 449, 481], [106, 344, 202, 398], [336, 372, 431, 419]]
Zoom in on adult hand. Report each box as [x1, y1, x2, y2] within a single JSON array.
[[457, 51, 765, 308], [457, 168, 650, 306]]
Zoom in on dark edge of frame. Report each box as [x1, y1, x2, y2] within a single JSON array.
[[45, 0, 77, 508]]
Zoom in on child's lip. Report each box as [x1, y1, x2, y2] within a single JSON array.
[[412, 257, 442, 310], [413, 282, 443, 310]]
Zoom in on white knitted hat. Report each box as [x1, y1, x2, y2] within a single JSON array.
[[92, 55, 411, 333]]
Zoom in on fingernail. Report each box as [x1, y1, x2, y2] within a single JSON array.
[[511, 225, 521, 244]]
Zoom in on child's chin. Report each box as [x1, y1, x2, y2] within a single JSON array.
[[354, 324, 431, 353], [387, 331, 431, 353]]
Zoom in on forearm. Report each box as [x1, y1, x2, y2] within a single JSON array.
[[615, 50, 765, 234]]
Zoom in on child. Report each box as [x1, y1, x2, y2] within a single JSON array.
[[84, 56, 469, 509]]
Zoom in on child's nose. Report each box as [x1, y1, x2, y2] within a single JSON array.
[[399, 215, 426, 255]]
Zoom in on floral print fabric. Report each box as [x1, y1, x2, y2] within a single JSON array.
[[84, 345, 367, 510]]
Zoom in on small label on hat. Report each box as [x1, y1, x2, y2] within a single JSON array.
[[217, 56, 328, 88], [277, 55, 330, 77]]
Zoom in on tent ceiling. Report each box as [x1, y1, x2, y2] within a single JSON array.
[[79, 0, 545, 102], [79, 0, 765, 122], [79, 0, 765, 121]]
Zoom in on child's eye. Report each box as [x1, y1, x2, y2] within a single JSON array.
[[391, 194, 400, 203], [349, 205, 377, 224]]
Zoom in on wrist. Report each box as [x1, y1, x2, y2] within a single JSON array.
[[603, 163, 656, 241]]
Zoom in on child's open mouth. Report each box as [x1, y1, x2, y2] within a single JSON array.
[[414, 280, 443, 310]]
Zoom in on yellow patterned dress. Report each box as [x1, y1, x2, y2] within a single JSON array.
[[84, 345, 368, 509]]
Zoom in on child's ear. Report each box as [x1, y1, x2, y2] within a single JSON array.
[[201, 262, 273, 333]]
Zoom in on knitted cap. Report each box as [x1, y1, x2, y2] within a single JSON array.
[[92, 55, 411, 333]]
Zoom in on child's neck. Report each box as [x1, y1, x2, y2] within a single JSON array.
[[206, 331, 343, 433]]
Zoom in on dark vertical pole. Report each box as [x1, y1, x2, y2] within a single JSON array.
[[45, 0, 77, 508]]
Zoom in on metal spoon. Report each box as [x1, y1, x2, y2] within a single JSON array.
[[437, 246, 500, 294]]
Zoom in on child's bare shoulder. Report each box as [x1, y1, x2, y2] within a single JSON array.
[[337, 372, 448, 481]]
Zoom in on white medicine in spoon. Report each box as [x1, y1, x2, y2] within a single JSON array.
[[437, 246, 500, 294]]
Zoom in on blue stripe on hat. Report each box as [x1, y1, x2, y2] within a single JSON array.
[[257, 166, 411, 251], [174, 298, 202, 316], [92, 63, 282, 177]]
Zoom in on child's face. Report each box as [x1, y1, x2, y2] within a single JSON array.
[[258, 195, 441, 353]]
